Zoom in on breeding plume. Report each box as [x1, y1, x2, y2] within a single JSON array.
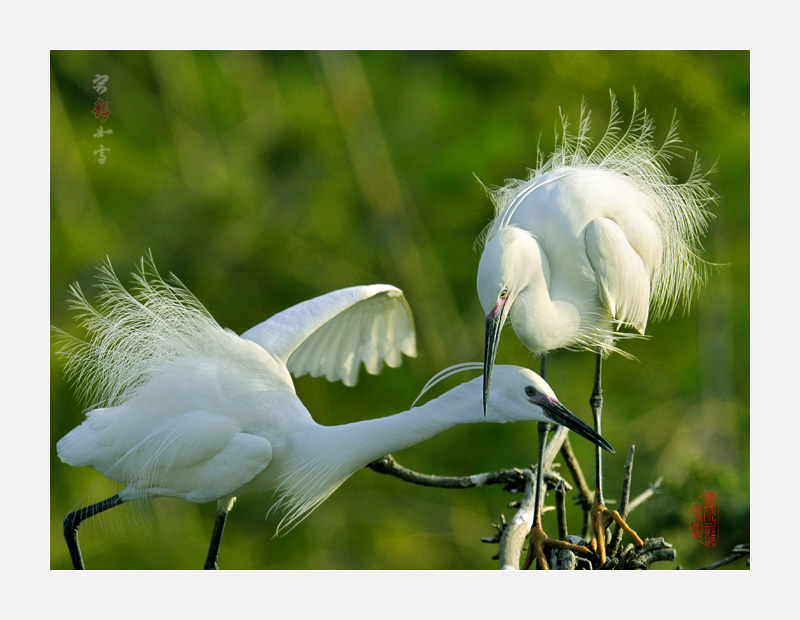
[[55, 257, 612, 569], [477, 92, 715, 563]]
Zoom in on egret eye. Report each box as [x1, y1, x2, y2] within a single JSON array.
[[525, 386, 537, 397], [500, 288, 509, 299]]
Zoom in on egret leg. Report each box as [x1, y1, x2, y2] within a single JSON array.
[[63, 493, 124, 570], [525, 420, 591, 570], [524, 355, 591, 569], [204, 497, 236, 570], [589, 351, 643, 564]]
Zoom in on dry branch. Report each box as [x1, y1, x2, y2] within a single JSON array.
[[627, 476, 663, 513], [619, 538, 676, 569], [496, 469, 536, 569], [367, 454, 570, 493], [607, 445, 636, 556], [366, 449, 714, 570], [691, 543, 749, 570]]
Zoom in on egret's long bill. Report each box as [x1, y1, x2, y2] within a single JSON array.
[[483, 292, 510, 416], [532, 393, 615, 454]]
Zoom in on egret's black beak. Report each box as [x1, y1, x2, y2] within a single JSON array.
[[534, 396, 615, 453], [483, 296, 508, 417]]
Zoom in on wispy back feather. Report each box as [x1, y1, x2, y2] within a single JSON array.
[[411, 362, 483, 408], [479, 90, 717, 321], [53, 253, 227, 411]]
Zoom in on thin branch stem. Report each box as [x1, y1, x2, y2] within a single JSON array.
[[559, 436, 593, 509], [627, 476, 663, 513], [542, 425, 569, 470], [608, 445, 635, 555], [555, 480, 568, 541], [367, 454, 571, 493], [693, 544, 749, 570], [559, 436, 593, 539]]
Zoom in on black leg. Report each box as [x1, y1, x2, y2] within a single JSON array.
[[590, 350, 604, 504], [524, 353, 595, 569], [588, 350, 644, 563], [204, 498, 235, 570], [535, 354, 549, 532], [532, 353, 549, 566], [63, 494, 124, 570], [532, 421, 550, 531], [525, 418, 592, 570]]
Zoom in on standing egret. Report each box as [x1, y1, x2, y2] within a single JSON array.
[[478, 92, 715, 564], [55, 256, 613, 569]]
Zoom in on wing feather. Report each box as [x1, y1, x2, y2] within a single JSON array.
[[240, 285, 416, 386], [585, 218, 650, 333]]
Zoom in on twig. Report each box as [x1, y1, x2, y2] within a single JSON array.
[[693, 543, 749, 570], [369, 452, 677, 570], [559, 436, 593, 510], [627, 476, 663, 513], [608, 445, 635, 556], [541, 425, 569, 470], [367, 454, 570, 493], [552, 479, 581, 570], [555, 480, 568, 541], [559, 436, 593, 539]]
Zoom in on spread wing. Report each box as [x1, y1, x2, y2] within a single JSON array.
[[585, 218, 650, 333], [240, 285, 417, 386]]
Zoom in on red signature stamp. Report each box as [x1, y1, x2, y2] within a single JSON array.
[[690, 490, 719, 547]]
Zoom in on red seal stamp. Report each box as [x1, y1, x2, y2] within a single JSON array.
[[690, 490, 719, 547]]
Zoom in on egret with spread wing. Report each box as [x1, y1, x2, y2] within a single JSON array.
[[56, 256, 612, 569], [477, 92, 715, 565]]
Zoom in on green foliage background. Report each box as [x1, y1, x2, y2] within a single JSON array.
[[50, 50, 749, 570]]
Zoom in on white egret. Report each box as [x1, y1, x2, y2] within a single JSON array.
[[477, 92, 715, 564], [55, 256, 613, 569]]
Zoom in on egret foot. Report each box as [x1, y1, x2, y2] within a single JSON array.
[[526, 524, 592, 570], [589, 496, 643, 564]]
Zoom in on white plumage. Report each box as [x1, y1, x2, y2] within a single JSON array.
[[241, 283, 416, 386], [480, 92, 716, 403], [56, 256, 611, 568], [56, 256, 415, 519], [477, 92, 716, 562]]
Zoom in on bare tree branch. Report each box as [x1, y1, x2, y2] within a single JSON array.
[[497, 469, 537, 570], [542, 425, 569, 469], [691, 543, 749, 570], [627, 476, 663, 513], [368, 451, 687, 570], [559, 436, 594, 539], [555, 479, 569, 541], [608, 445, 635, 556], [619, 538, 676, 569], [367, 454, 570, 493], [559, 436, 594, 511]]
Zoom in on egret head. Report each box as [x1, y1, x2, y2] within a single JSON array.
[[486, 366, 613, 453], [477, 226, 542, 416]]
